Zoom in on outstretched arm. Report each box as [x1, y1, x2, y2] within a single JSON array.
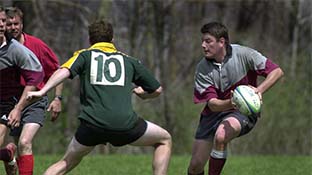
[[27, 68, 70, 100]]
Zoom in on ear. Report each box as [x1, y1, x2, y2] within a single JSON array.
[[218, 37, 226, 47]]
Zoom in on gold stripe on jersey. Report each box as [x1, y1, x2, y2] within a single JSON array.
[[62, 49, 86, 69], [62, 42, 117, 69]]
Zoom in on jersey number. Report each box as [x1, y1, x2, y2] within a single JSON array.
[[90, 52, 125, 86]]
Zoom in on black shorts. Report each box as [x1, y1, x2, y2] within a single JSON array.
[[0, 96, 48, 136], [0, 98, 17, 125], [75, 117, 147, 147], [195, 111, 258, 141]]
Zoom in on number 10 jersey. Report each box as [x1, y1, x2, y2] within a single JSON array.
[[62, 42, 160, 131]]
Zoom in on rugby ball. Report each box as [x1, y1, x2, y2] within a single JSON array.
[[232, 85, 261, 116]]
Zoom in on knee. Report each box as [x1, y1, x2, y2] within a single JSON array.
[[156, 130, 172, 148], [163, 130, 172, 145], [164, 130, 172, 142], [18, 138, 32, 153], [214, 131, 227, 146]]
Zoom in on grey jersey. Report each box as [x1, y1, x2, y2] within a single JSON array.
[[0, 39, 43, 101]]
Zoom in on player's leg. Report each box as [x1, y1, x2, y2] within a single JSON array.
[[0, 100, 15, 146], [208, 116, 241, 175], [15, 123, 40, 175], [0, 124, 17, 175], [44, 136, 94, 175], [0, 102, 17, 175], [188, 113, 217, 175], [0, 124, 8, 146], [11, 96, 48, 175], [187, 139, 212, 175], [130, 121, 171, 175]]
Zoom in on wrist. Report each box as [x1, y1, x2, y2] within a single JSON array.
[[14, 104, 23, 111], [54, 95, 63, 101]]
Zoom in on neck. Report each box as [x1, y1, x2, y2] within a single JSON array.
[[18, 33, 25, 44], [214, 47, 227, 63]]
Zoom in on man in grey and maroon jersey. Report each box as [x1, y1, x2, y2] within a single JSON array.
[[0, 6, 43, 174], [187, 22, 284, 175]]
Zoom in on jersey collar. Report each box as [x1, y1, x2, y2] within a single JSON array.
[[90, 42, 117, 53]]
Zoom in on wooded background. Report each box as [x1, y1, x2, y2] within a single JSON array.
[[1, 0, 311, 156]]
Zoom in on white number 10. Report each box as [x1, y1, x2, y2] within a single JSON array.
[[90, 51, 125, 86]]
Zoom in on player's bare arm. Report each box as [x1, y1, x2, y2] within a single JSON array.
[[8, 85, 37, 128], [256, 68, 284, 94], [27, 68, 70, 100], [133, 86, 162, 99], [207, 98, 234, 112]]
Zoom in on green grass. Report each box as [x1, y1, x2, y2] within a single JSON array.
[[1, 154, 311, 175]]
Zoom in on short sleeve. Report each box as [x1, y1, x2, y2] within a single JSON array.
[[132, 59, 160, 93], [62, 50, 86, 79], [12, 41, 44, 85], [193, 66, 218, 103]]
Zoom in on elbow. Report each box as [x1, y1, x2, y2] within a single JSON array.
[[275, 67, 284, 79], [208, 104, 219, 112], [279, 68, 284, 78], [207, 99, 219, 112]]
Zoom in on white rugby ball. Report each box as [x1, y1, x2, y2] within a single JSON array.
[[232, 85, 261, 116]]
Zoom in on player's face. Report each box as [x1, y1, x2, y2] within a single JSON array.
[[0, 11, 6, 41], [6, 15, 23, 40], [201, 33, 224, 60]]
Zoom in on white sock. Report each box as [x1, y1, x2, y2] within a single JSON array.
[[210, 149, 227, 159], [8, 157, 16, 165]]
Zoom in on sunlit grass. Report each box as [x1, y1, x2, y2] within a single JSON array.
[[0, 154, 310, 175]]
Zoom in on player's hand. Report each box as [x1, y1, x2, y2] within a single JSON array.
[[7, 108, 21, 128], [47, 99, 62, 122], [248, 85, 263, 104], [133, 86, 145, 95], [230, 90, 238, 109], [26, 91, 44, 101]]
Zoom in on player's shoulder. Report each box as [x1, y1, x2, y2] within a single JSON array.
[[8, 39, 28, 53], [117, 51, 142, 63], [24, 33, 46, 45], [231, 44, 258, 55], [196, 57, 213, 70], [72, 48, 88, 57]]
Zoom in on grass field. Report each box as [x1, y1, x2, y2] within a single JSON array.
[[0, 154, 310, 175]]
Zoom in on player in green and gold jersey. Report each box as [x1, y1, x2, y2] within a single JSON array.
[[27, 20, 172, 175]]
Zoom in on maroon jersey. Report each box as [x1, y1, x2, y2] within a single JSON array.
[[20, 33, 59, 89]]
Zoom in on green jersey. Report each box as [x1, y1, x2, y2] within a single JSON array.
[[62, 42, 160, 130]]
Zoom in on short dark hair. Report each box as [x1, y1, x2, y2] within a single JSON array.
[[201, 22, 230, 47], [5, 7, 23, 21], [88, 20, 113, 45]]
